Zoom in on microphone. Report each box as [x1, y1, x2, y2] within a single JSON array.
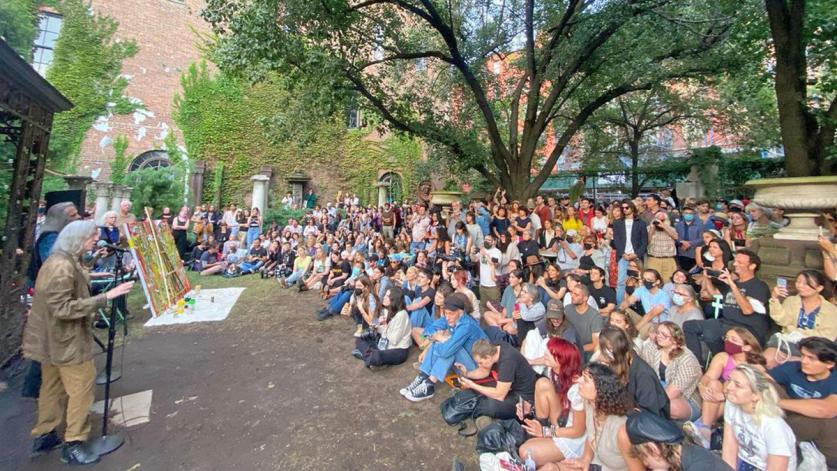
[[97, 240, 129, 252]]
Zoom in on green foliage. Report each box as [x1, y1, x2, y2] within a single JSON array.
[[46, 0, 137, 173], [125, 166, 186, 218], [203, 0, 756, 199], [209, 162, 224, 207], [0, 0, 38, 59], [110, 135, 129, 184], [173, 63, 422, 206], [263, 207, 307, 227]]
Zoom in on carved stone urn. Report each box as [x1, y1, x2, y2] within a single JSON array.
[[745, 176, 837, 282]]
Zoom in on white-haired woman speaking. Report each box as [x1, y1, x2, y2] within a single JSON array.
[[22, 220, 134, 465]]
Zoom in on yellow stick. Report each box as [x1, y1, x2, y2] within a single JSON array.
[[146, 207, 172, 306]]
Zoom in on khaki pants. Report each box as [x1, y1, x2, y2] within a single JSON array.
[[479, 285, 502, 314], [625, 308, 654, 339], [31, 360, 96, 442], [645, 256, 677, 283]]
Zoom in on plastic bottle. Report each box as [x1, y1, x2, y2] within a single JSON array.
[[523, 449, 536, 471]]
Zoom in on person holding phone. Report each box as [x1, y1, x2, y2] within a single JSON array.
[[764, 270, 837, 368]]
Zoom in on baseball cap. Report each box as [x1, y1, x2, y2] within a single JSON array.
[[443, 293, 468, 312], [729, 199, 744, 209], [626, 410, 683, 445], [545, 299, 564, 319]]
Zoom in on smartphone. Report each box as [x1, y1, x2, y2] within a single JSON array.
[[777, 277, 787, 290], [706, 269, 723, 278], [451, 376, 462, 389]]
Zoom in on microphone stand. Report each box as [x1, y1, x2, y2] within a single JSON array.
[[90, 249, 126, 456]]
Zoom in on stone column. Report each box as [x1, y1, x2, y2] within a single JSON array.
[[93, 182, 112, 225], [110, 184, 125, 212], [251, 175, 270, 214], [190, 160, 206, 205], [63, 175, 93, 211], [377, 183, 387, 207]]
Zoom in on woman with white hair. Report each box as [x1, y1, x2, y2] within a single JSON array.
[[99, 210, 120, 245], [721, 364, 796, 470], [22, 220, 134, 465], [746, 203, 780, 239]]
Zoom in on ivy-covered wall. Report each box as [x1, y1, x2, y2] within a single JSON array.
[[173, 63, 422, 206]]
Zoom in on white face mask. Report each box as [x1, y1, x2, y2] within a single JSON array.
[[672, 294, 686, 306], [704, 253, 715, 262]]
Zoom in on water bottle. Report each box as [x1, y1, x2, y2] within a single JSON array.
[[523, 449, 536, 471]]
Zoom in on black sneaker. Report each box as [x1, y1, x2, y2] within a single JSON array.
[[351, 349, 364, 360], [400, 373, 427, 397], [405, 379, 435, 402], [316, 309, 334, 321], [31, 430, 61, 457], [60, 441, 100, 465]]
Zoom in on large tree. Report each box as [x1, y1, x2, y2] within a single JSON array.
[[203, 0, 751, 200], [764, 0, 835, 176]]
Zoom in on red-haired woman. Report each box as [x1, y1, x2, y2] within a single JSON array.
[[517, 338, 587, 467]]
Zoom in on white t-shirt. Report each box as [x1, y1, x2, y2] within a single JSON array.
[[724, 402, 797, 470], [624, 219, 635, 255], [479, 247, 503, 288]]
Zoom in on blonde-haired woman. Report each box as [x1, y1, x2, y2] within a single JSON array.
[[722, 364, 797, 470]]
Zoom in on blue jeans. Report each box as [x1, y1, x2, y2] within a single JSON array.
[[328, 290, 352, 313], [239, 260, 263, 274], [409, 307, 433, 329], [285, 269, 304, 286], [616, 257, 629, 305], [410, 241, 426, 253], [246, 227, 261, 247], [420, 342, 477, 381]]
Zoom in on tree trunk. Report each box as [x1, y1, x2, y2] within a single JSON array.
[[630, 140, 640, 197], [765, 0, 816, 177], [504, 164, 534, 202]]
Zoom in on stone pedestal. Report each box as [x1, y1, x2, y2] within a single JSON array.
[[63, 175, 93, 210], [110, 184, 126, 212], [251, 175, 270, 214], [675, 165, 707, 199], [93, 182, 112, 224], [751, 237, 823, 286]]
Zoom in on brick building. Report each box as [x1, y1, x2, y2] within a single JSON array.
[[34, 0, 209, 178]]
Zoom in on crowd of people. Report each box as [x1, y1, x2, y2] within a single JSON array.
[[24, 189, 837, 469]]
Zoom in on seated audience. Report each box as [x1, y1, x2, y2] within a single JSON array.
[[637, 322, 702, 420], [457, 340, 537, 420], [353, 286, 411, 368]]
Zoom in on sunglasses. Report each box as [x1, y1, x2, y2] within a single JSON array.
[[621, 206, 631, 210]]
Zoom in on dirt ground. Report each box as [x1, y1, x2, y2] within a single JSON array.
[[0, 274, 479, 470]]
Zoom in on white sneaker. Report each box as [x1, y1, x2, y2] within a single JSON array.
[[682, 421, 711, 449], [353, 325, 363, 338]]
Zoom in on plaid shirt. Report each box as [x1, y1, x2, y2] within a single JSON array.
[[647, 225, 677, 257], [638, 342, 702, 404]]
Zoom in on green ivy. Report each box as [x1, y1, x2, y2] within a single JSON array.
[[46, 0, 137, 173], [110, 135, 129, 184], [173, 63, 422, 207], [0, 0, 38, 59]]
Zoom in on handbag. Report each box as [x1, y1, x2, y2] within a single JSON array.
[[441, 389, 482, 429]]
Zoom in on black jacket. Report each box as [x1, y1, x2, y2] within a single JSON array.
[[611, 218, 648, 260]]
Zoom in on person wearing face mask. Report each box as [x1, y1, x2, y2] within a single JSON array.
[[675, 205, 709, 271], [668, 283, 703, 328], [619, 269, 672, 337], [683, 327, 767, 449], [575, 236, 606, 277]]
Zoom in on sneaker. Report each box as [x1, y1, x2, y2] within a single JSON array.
[[60, 441, 100, 465], [316, 309, 333, 321], [277, 278, 287, 288], [351, 349, 364, 360], [31, 430, 61, 457], [475, 415, 493, 430], [353, 325, 364, 338], [683, 421, 711, 449], [405, 379, 435, 402], [400, 373, 428, 397]]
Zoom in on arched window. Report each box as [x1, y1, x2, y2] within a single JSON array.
[[378, 172, 403, 203], [129, 150, 170, 171]]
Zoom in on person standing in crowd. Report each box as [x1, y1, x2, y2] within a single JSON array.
[[171, 206, 190, 259], [675, 205, 707, 271], [410, 204, 431, 252], [159, 207, 173, 228], [115, 200, 136, 227], [769, 337, 837, 469], [380, 203, 395, 240], [721, 364, 797, 470], [611, 200, 648, 304], [245, 207, 263, 247], [23, 220, 134, 465], [684, 249, 771, 361], [645, 211, 678, 282]]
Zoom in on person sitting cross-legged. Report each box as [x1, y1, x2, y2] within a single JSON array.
[[516, 338, 587, 468], [238, 239, 267, 275], [400, 293, 487, 402], [353, 286, 412, 368], [455, 340, 538, 421]]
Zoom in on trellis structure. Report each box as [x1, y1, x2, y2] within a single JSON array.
[[0, 39, 73, 364]]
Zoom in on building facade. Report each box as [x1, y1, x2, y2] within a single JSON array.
[[35, 0, 209, 179]]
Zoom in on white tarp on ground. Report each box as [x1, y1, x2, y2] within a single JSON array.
[[143, 287, 245, 327]]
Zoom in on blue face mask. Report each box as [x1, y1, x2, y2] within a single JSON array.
[[683, 213, 695, 222]]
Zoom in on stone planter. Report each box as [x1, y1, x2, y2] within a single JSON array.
[[745, 176, 837, 283], [746, 176, 837, 241], [430, 191, 464, 207]]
